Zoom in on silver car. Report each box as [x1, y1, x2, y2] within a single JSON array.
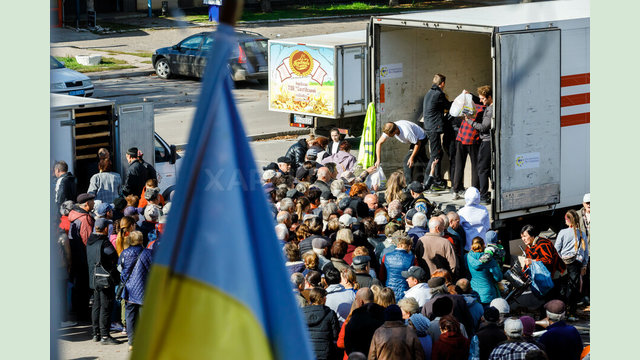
[[50, 56, 94, 97]]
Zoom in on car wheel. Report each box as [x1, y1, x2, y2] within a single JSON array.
[[155, 58, 171, 79]]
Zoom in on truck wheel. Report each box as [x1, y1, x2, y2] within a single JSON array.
[[155, 58, 171, 79], [162, 185, 176, 202]]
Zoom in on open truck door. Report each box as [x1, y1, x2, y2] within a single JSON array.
[[494, 29, 561, 216], [115, 102, 155, 181]]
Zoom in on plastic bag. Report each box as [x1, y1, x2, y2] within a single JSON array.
[[527, 260, 554, 297], [366, 167, 386, 191], [449, 91, 476, 117]]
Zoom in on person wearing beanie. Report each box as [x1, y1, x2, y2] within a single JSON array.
[[539, 300, 583, 360], [519, 316, 545, 351], [422, 276, 475, 339], [468, 306, 507, 360], [399, 297, 433, 359], [488, 318, 540, 360], [368, 304, 425, 360]]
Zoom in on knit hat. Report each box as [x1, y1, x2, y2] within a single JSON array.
[[490, 298, 510, 315], [144, 205, 161, 222], [483, 306, 500, 323], [504, 318, 523, 338], [126, 147, 138, 156], [405, 208, 417, 222], [545, 299, 566, 321], [384, 305, 403, 321], [519, 316, 535, 337], [414, 199, 427, 214], [409, 314, 431, 337]]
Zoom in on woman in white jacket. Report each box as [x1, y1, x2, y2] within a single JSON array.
[[554, 209, 589, 318]]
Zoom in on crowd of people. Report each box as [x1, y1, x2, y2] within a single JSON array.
[[54, 147, 165, 350], [262, 95, 590, 358], [51, 75, 591, 358]]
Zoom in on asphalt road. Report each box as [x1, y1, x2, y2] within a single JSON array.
[[93, 75, 295, 146]]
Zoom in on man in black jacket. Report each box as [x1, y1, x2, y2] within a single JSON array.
[[54, 161, 77, 208], [122, 147, 149, 196], [422, 74, 452, 189], [344, 287, 385, 356], [86, 218, 121, 345], [285, 137, 311, 173]]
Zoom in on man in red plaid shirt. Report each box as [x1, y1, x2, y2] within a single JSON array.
[[452, 93, 484, 199]]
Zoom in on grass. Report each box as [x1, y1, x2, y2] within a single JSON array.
[[55, 56, 135, 73], [92, 49, 154, 58], [185, 2, 438, 22]]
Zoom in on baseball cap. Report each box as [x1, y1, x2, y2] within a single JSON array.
[[95, 203, 113, 217], [401, 266, 426, 281]]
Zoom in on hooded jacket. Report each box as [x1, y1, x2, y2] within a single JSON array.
[[325, 284, 356, 323], [467, 252, 502, 304], [432, 330, 470, 360], [69, 206, 95, 246], [457, 188, 491, 251], [302, 304, 340, 360]]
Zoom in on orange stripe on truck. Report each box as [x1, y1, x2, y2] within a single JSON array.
[[561, 93, 590, 107], [561, 113, 590, 127], [561, 73, 590, 87]]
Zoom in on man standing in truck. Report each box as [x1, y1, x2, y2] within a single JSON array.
[[375, 121, 429, 186], [422, 74, 452, 190], [123, 147, 149, 197], [466, 85, 493, 205]]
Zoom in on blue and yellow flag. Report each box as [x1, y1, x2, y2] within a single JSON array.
[[357, 102, 376, 168], [131, 24, 314, 360]]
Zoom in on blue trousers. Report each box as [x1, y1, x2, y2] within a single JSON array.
[[125, 301, 141, 345]]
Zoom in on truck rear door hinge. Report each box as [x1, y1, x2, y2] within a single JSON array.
[[60, 120, 76, 127], [346, 99, 365, 105]]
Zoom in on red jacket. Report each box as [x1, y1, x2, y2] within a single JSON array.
[[432, 331, 470, 360], [68, 208, 95, 246], [525, 237, 566, 276]]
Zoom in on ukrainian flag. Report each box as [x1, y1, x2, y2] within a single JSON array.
[[131, 23, 314, 360]]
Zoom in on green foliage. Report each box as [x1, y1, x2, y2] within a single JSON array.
[[55, 57, 135, 73]]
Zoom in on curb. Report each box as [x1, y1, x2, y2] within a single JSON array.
[[174, 129, 311, 151], [88, 69, 155, 80]]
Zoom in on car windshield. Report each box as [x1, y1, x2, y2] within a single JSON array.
[[50, 56, 65, 69]]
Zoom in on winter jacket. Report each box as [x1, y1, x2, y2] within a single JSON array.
[[423, 84, 452, 133], [408, 226, 428, 249], [320, 151, 357, 178], [404, 282, 432, 308], [381, 249, 416, 301], [462, 294, 484, 332], [286, 261, 306, 277], [538, 321, 583, 360], [457, 188, 491, 251], [69, 207, 95, 246], [331, 257, 350, 272], [474, 322, 508, 360], [55, 172, 77, 207], [415, 233, 459, 276], [467, 252, 502, 304], [86, 233, 118, 290], [368, 320, 425, 360], [431, 331, 469, 360], [355, 272, 382, 289], [325, 284, 356, 323], [344, 303, 385, 356], [524, 237, 566, 276], [87, 171, 122, 204], [302, 304, 340, 360], [118, 245, 144, 303], [285, 138, 308, 172], [123, 160, 148, 196]]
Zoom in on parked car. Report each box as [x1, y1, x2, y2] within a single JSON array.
[[50, 56, 94, 97], [152, 30, 268, 82]]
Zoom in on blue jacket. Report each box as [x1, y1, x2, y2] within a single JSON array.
[[408, 226, 428, 249], [119, 245, 151, 304], [539, 321, 583, 360], [467, 251, 502, 304], [382, 249, 415, 301]]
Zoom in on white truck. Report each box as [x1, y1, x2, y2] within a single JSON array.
[[50, 94, 183, 198], [268, 31, 369, 136], [369, 0, 590, 232]]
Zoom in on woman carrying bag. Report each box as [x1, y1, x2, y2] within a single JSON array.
[[554, 209, 589, 319], [118, 231, 152, 350], [467, 237, 503, 307]]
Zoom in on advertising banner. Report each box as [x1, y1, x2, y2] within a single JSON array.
[[269, 43, 336, 117]]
